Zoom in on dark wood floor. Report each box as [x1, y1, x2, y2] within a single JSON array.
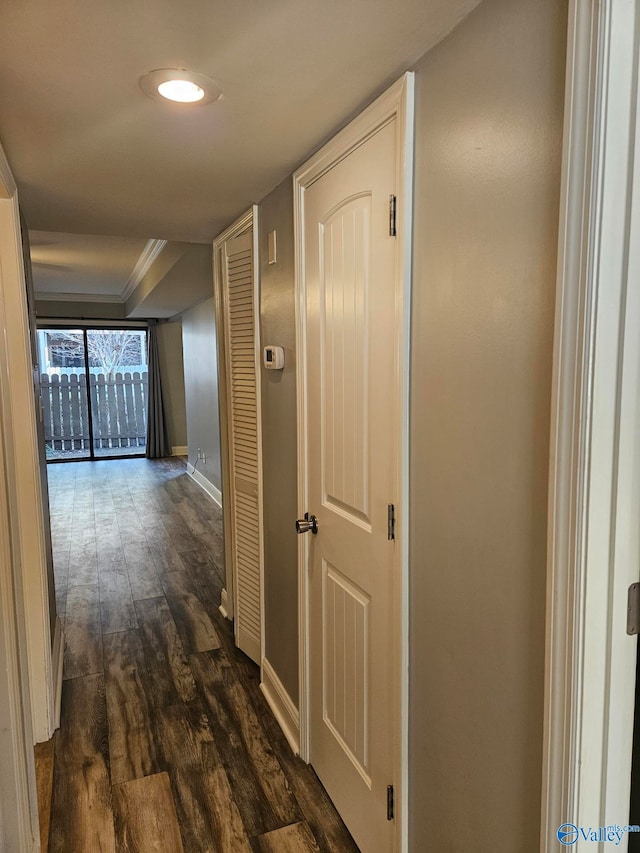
[[46, 457, 358, 853]]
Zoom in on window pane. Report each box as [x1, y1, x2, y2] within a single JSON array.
[[37, 328, 91, 460]]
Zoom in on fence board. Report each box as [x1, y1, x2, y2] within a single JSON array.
[[60, 376, 71, 450], [123, 373, 137, 444], [115, 375, 127, 447], [88, 374, 97, 448], [69, 374, 81, 450], [107, 376, 119, 447], [80, 377, 90, 449], [95, 375, 108, 448], [41, 375, 53, 449], [133, 373, 146, 446], [50, 375, 62, 450]]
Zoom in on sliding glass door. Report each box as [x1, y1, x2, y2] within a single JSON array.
[[37, 326, 148, 461]]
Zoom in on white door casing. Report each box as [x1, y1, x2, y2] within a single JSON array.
[[214, 208, 265, 666], [542, 0, 640, 848], [295, 74, 414, 853], [0, 170, 62, 746], [0, 143, 41, 850]]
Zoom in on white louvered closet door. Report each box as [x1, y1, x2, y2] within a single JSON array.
[[222, 229, 263, 664]]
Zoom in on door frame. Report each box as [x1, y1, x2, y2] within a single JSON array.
[[212, 206, 265, 661], [542, 0, 640, 846], [0, 353, 40, 850], [0, 141, 62, 748], [0, 141, 45, 849], [293, 72, 414, 850]]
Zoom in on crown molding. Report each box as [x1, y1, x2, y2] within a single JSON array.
[[120, 238, 167, 302], [34, 291, 123, 304]]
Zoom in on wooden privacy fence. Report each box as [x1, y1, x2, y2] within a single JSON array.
[[41, 371, 148, 452]]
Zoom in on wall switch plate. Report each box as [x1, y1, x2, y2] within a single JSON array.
[[263, 345, 284, 369]]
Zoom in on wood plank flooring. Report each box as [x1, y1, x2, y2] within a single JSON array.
[[34, 737, 55, 852], [46, 458, 358, 853]]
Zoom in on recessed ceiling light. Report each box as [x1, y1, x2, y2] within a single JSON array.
[[140, 69, 222, 106], [158, 80, 204, 103]]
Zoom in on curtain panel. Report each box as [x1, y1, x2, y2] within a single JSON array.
[[145, 320, 169, 458]]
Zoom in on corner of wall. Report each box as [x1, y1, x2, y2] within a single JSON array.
[[260, 658, 300, 755]]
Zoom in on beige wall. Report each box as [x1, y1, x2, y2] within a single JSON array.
[[155, 319, 187, 451], [35, 299, 126, 320], [182, 297, 222, 491], [126, 244, 214, 319], [258, 178, 299, 701], [408, 0, 567, 848]]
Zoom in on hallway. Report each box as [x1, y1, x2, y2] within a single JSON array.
[[45, 458, 358, 852]]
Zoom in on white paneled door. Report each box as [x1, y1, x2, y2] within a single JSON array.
[[304, 119, 398, 852], [222, 228, 263, 664]]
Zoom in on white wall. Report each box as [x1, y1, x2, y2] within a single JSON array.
[[182, 297, 222, 492]]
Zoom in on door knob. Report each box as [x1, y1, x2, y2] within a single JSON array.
[[296, 513, 318, 535]]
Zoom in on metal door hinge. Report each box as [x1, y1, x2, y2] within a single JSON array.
[[387, 785, 394, 821], [389, 195, 397, 237], [387, 504, 395, 541], [628, 583, 640, 634]]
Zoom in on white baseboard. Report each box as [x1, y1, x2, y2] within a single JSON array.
[[237, 627, 261, 667], [219, 587, 231, 620], [186, 463, 222, 508], [51, 615, 64, 731], [261, 658, 300, 755], [171, 445, 188, 456]]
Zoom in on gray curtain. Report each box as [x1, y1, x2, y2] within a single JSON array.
[[146, 321, 170, 458]]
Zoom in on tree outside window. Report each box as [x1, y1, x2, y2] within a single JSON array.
[[46, 330, 146, 376]]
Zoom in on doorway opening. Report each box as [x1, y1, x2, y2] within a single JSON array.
[[37, 326, 148, 461]]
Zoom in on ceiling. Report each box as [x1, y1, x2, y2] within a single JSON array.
[[30, 231, 148, 301], [0, 0, 482, 308]]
